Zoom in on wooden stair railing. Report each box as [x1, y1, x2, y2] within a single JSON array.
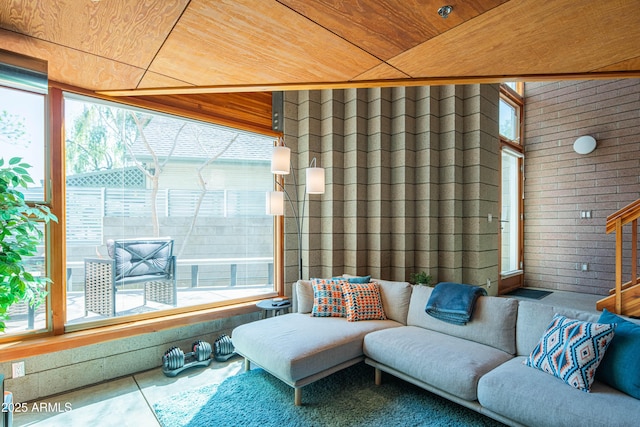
[[596, 199, 640, 316]]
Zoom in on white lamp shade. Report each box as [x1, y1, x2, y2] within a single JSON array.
[[306, 167, 325, 194], [271, 146, 291, 174], [266, 191, 284, 215], [573, 135, 597, 155]]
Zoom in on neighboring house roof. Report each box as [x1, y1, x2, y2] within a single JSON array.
[[129, 115, 273, 162]]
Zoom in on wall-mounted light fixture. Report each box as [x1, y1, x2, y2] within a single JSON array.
[[266, 137, 325, 280], [573, 135, 597, 155]]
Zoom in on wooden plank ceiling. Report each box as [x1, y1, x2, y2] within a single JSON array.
[[1, 0, 639, 96]]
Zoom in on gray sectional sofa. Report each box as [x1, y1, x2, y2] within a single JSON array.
[[231, 278, 412, 405], [231, 278, 640, 426]]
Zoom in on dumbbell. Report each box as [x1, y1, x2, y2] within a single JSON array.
[[214, 334, 236, 362], [162, 340, 212, 376]]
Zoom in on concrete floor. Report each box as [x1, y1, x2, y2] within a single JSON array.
[[12, 357, 245, 427], [502, 287, 602, 314], [12, 288, 602, 427]]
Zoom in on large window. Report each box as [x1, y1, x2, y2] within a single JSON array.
[[63, 94, 276, 326], [501, 149, 522, 273], [499, 83, 524, 292], [499, 98, 520, 143], [1, 83, 50, 335], [1, 81, 277, 341]]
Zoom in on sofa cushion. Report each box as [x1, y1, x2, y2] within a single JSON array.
[[372, 279, 412, 324], [295, 280, 314, 313], [478, 357, 640, 427], [596, 309, 640, 399], [364, 326, 513, 401], [342, 282, 386, 322], [407, 285, 518, 354], [523, 314, 616, 392], [311, 279, 347, 317], [232, 313, 402, 385], [515, 300, 600, 357]]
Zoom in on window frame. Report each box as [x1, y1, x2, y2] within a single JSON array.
[[498, 83, 525, 294], [503, 81, 524, 96], [0, 83, 281, 348], [0, 77, 53, 336], [499, 86, 522, 145]]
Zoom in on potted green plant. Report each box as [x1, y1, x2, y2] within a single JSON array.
[[0, 157, 58, 332], [410, 271, 433, 286]]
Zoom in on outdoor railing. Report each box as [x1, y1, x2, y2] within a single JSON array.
[[176, 257, 274, 287], [67, 256, 274, 289]]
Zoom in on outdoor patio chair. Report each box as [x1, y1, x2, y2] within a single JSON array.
[[84, 237, 177, 317]]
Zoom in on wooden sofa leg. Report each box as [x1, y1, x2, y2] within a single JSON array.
[[244, 358, 251, 371], [375, 367, 382, 386], [294, 388, 302, 406]]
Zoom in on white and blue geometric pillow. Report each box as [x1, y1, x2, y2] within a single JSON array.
[[311, 279, 348, 317], [524, 314, 616, 392]]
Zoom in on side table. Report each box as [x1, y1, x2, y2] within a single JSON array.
[[256, 299, 291, 319]]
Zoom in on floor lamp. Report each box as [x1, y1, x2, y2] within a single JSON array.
[[266, 139, 325, 280]]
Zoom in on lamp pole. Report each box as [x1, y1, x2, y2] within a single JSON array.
[[268, 139, 324, 282], [274, 180, 304, 281]]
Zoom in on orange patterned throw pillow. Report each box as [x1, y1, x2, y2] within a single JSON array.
[[342, 282, 386, 322], [311, 279, 347, 317]]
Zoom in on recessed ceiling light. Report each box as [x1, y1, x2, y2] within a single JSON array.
[[438, 5, 453, 19]]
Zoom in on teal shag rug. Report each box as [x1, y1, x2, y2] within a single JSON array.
[[153, 363, 504, 427]]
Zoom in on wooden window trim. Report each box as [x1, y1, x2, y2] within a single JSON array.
[[0, 302, 262, 362], [501, 137, 523, 154], [500, 84, 523, 104], [51, 82, 280, 137], [500, 84, 524, 148], [498, 83, 525, 294]]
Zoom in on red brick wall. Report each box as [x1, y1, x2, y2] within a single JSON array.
[[524, 79, 640, 295]]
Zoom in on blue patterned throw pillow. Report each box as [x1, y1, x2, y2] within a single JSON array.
[[523, 314, 616, 392], [311, 279, 347, 317]]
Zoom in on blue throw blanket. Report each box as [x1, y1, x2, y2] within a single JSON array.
[[425, 282, 487, 325]]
